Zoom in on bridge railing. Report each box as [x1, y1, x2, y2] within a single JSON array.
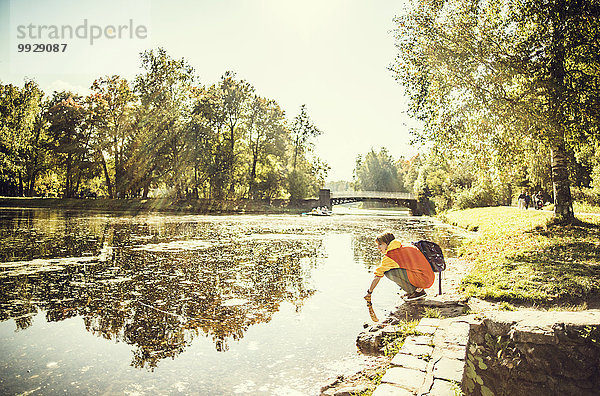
[[330, 191, 416, 200]]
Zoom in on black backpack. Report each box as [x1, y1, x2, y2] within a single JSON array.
[[412, 240, 446, 294]]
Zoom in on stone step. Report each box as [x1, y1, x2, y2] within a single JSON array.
[[371, 309, 600, 395], [373, 316, 472, 396]]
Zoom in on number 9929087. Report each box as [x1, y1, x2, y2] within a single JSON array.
[[18, 43, 67, 52]]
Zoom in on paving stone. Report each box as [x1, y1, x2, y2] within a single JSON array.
[[391, 353, 428, 371], [439, 344, 467, 360], [444, 321, 470, 346], [334, 384, 371, 396], [381, 366, 426, 392], [405, 335, 434, 346], [401, 342, 434, 357], [414, 325, 437, 335], [372, 383, 415, 396], [448, 320, 471, 331], [419, 318, 442, 328], [382, 325, 401, 336], [433, 357, 465, 382], [426, 379, 458, 395]]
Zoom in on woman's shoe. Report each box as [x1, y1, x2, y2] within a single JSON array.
[[404, 290, 426, 301]]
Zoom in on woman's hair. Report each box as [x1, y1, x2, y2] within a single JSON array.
[[375, 232, 395, 245]]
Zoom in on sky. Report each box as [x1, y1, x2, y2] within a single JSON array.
[[0, 0, 422, 181]]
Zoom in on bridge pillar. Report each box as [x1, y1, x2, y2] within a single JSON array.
[[319, 189, 331, 208], [408, 201, 422, 216]]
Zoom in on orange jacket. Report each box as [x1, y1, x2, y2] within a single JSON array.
[[374, 240, 435, 289]]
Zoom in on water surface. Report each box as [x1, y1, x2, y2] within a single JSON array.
[[0, 208, 465, 395]]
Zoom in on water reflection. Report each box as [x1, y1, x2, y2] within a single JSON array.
[[366, 302, 379, 322], [0, 210, 323, 370], [0, 209, 465, 374]]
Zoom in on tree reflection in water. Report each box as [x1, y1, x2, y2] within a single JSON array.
[[0, 209, 464, 373], [0, 210, 321, 370]]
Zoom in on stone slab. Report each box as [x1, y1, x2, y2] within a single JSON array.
[[381, 366, 426, 392], [382, 325, 401, 336], [439, 344, 467, 361], [405, 335, 434, 346], [333, 385, 371, 396], [433, 357, 465, 383], [415, 325, 437, 335], [391, 353, 428, 371], [510, 326, 558, 344], [426, 379, 458, 395], [401, 342, 434, 357], [444, 321, 470, 346], [372, 383, 415, 396], [419, 318, 442, 328]]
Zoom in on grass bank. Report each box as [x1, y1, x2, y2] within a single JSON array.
[[441, 207, 600, 305], [545, 202, 600, 215], [0, 197, 305, 215]]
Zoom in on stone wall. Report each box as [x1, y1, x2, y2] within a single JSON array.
[[463, 310, 600, 396]]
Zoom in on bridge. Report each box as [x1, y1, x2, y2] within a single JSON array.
[[317, 189, 426, 216]]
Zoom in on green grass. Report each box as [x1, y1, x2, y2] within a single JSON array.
[[353, 320, 420, 396], [546, 202, 600, 215], [382, 320, 420, 356], [423, 307, 443, 318], [443, 207, 600, 305]]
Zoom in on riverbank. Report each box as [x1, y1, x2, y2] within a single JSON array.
[[442, 206, 600, 306], [322, 206, 600, 395], [0, 197, 306, 215]]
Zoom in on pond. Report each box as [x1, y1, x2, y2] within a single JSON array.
[[0, 207, 465, 395]]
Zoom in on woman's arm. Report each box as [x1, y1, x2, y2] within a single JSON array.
[[364, 276, 382, 301]]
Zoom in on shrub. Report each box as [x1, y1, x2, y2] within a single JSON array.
[[571, 187, 600, 206]]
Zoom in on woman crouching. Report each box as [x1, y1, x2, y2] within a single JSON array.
[[364, 232, 434, 302]]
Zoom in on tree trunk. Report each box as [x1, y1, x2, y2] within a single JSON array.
[[547, 1, 574, 224], [193, 163, 199, 199], [228, 126, 236, 198], [18, 172, 24, 197], [249, 156, 258, 199], [550, 143, 574, 223], [100, 152, 114, 199], [115, 144, 122, 199], [26, 170, 38, 197], [65, 153, 72, 198], [293, 137, 300, 171]]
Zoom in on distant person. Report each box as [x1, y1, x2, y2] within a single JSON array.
[[534, 191, 544, 210], [518, 192, 526, 210], [364, 232, 434, 302], [524, 192, 531, 210]]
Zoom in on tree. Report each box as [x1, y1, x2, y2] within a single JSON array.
[[219, 72, 253, 197], [397, 154, 423, 194], [89, 75, 136, 198], [133, 48, 195, 198], [46, 92, 93, 198], [245, 96, 287, 199], [287, 105, 326, 200], [0, 81, 47, 196], [191, 73, 254, 199], [391, 0, 600, 223], [354, 148, 404, 192], [191, 84, 230, 199], [290, 104, 321, 171]]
